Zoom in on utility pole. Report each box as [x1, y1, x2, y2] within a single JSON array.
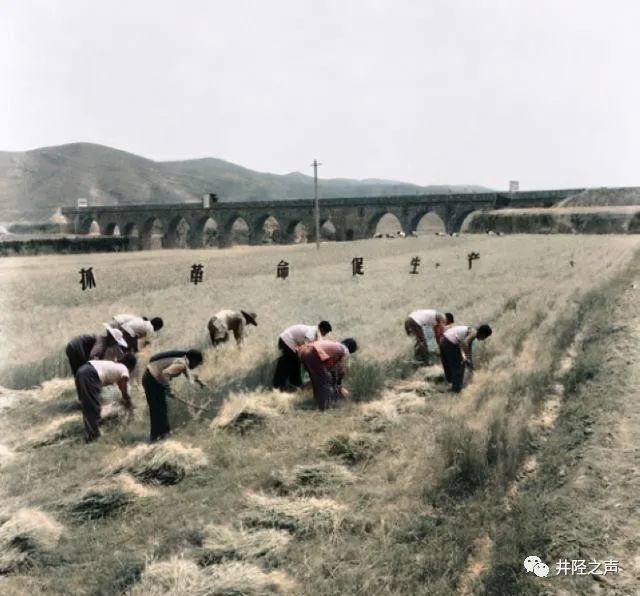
[[312, 159, 322, 249]]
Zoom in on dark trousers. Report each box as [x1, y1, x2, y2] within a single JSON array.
[[66, 335, 96, 376], [273, 338, 303, 389], [300, 348, 335, 411], [439, 338, 465, 393], [75, 363, 102, 441], [142, 370, 170, 442]]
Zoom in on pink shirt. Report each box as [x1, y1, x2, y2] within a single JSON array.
[[311, 340, 349, 376]]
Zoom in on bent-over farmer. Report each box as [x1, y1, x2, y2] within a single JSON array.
[[112, 314, 164, 353], [439, 324, 492, 393], [141, 350, 204, 442], [298, 338, 358, 411], [208, 309, 257, 347], [405, 310, 453, 365], [65, 325, 129, 376], [273, 321, 332, 391], [74, 353, 137, 442]]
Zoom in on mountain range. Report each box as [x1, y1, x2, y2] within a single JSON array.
[[0, 142, 490, 221]]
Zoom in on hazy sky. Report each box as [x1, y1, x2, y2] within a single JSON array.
[[2, 0, 639, 190]]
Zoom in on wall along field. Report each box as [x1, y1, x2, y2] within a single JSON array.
[[0, 234, 638, 595]]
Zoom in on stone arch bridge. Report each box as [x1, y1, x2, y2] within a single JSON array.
[[60, 189, 582, 249]]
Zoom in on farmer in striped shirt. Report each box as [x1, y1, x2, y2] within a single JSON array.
[[298, 338, 358, 411], [405, 310, 453, 365], [439, 324, 492, 393]]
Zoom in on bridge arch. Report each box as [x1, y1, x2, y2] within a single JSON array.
[[165, 216, 191, 249], [220, 214, 250, 246], [252, 214, 282, 244], [190, 216, 218, 248], [103, 222, 121, 236], [409, 210, 446, 235], [452, 209, 481, 234], [123, 223, 140, 250], [285, 220, 310, 243], [629, 212, 640, 233], [320, 219, 337, 240], [368, 211, 404, 236], [140, 217, 165, 250], [74, 214, 101, 235]]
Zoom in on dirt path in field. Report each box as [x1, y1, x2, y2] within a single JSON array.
[[550, 284, 640, 594]]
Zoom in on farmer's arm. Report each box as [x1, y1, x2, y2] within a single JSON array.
[[460, 330, 477, 362], [117, 377, 133, 410]]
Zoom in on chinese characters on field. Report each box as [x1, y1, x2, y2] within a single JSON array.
[[76, 253, 483, 289], [190, 264, 204, 284], [79, 267, 96, 290]]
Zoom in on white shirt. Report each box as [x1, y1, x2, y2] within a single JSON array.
[[409, 309, 441, 327], [443, 325, 471, 345], [279, 324, 318, 351], [89, 360, 130, 385], [114, 315, 154, 339]]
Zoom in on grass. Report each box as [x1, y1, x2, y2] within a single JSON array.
[[0, 236, 638, 594]]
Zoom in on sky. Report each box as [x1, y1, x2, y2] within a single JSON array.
[[1, 0, 639, 190]]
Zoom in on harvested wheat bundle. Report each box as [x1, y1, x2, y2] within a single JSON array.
[[129, 557, 203, 595], [361, 390, 426, 424], [71, 473, 155, 520], [202, 561, 296, 595], [23, 414, 83, 449], [266, 462, 354, 496], [37, 377, 76, 401], [0, 508, 64, 574], [111, 440, 208, 485], [130, 558, 295, 595], [198, 524, 291, 566], [241, 491, 347, 536], [326, 432, 382, 465], [211, 390, 298, 434]]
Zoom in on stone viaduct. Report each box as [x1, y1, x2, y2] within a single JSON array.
[[60, 189, 583, 250]]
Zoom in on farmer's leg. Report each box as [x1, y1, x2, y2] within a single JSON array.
[[300, 349, 332, 411], [273, 338, 291, 389], [142, 370, 170, 441], [75, 364, 102, 442]]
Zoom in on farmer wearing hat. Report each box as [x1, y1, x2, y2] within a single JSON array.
[[208, 309, 257, 347], [111, 313, 164, 353], [65, 325, 130, 375], [298, 338, 358, 411], [74, 353, 137, 442]]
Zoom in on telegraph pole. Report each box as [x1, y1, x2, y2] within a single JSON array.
[[312, 159, 321, 249]]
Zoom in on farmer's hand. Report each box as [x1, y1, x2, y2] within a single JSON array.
[[340, 387, 350, 398]]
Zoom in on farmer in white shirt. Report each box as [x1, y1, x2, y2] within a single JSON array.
[[111, 314, 164, 352], [273, 321, 332, 390], [404, 310, 454, 365], [74, 354, 137, 442], [439, 324, 492, 393]]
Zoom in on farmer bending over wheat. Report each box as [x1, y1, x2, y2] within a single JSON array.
[[439, 324, 492, 393], [298, 339, 358, 411], [405, 309, 453, 365]]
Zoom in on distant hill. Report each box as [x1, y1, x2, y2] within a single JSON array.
[[0, 142, 490, 221]]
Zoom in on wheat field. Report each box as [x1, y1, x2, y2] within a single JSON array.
[[0, 234, 638, 595]]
